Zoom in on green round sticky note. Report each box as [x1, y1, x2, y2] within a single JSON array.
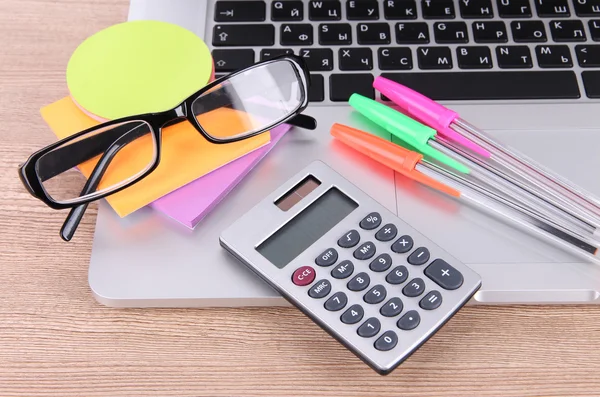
[[66, 20, 213, 121]]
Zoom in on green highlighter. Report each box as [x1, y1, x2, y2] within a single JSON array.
[[348, 93, 470, 174]]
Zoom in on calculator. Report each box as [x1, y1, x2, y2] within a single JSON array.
[[220, 161, 482, 375]]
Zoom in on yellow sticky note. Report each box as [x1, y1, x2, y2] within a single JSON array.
[[40, 97, 270, 217]]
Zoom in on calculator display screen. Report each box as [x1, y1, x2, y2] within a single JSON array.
[[257, 188, 358, 269]]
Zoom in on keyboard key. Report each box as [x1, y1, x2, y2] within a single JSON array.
[[511, 20, 547, 42], [419, 290, 443, 310], [347, 0, 380, 19], [402, 277, 425, 297], [421, 0, 455, 19], [331, 259, 354, 279], [459, 0, 494, 18], [457, 46, 493, 69], [407, 247, 430, 265], [353, 241, 376, 260], [212, 49, 255, 73], [364, 285, 387, 304], [324, 291, 348, 311], [309, 0, 341, 20], [339, 48, 373, 70], [347, 272, 371, 291], [574, 0, 600, 16], [379, 47, 413, 70], [260, 48, 293, 61], [380, 70, 580, 99], [300, 48, 333, 71], [576, 45, 600, 67], [497, 0, 532, 17], [534, 0, 570, 17], [292, 266, 315, 286], [535, 45, 573, 67], [386, 265, 409, 284], [319, 23, 352, 44], [397, 310, 420, 330], [357, 23, 391, 44], [396, 22, 429, 44], [374, 331, 398, 351], [384, 0, 418, 19], [380, 297, 404, 317], [391, 235, 414, 253], [417, 46, 453, 69], [337, 229, 360, 248], [330, 73, 374, 101], [496, 45, 533, 68], [582, 71, 600, 98], [360, 212, 381, 230], [308, 279, 332, 298], [341, 304, 364, 324], [308, 73, 325, 102], [215, 1, 266, 22], [590, 20, 600, 41], [281, 24, 314, 45], [549, 20, 586, 42], [472, 21, 508, 43], [375, 223, 398, 241], [370, 253, 392, 272], [271, 0, 304, 21], [425, 259, 464, 290], [315, 248, 338, 267], [357, 317, 381, 337], [434, 22, 469, 43], [212, 25, 275, 47]]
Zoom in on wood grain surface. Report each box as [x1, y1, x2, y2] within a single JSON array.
[[1, 1, 599, 396]]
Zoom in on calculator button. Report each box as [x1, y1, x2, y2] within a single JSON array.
[[347, 272, 371, 291], [331, 260, 354, 279], [407, 247, 430, 265], [292, 266, 316, 286], [324, 291, 348, 311], [420, 290, 443, 310], [359, 212, 382, 230], [353, 241, 376, 260], [402, 278, 425, 297], [369, 253, 392, 272], [397, 310, 420, 330], [374, 330, 398, 351], [386, 265, 409, 285], [375, 223, 398, 241], [424, 259, 464, 290], [315, 248, 338, 267], [308, 279, 332, 298], [391, 235, 414, 253], [337, 229, 360, 248], [341, 304, 364, 324], [380, 297, 404, 317], [357, 317, 381, 337], [363, 285, 387, 304]]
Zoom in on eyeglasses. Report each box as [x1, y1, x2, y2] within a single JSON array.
[[19, 54, 316, 241]]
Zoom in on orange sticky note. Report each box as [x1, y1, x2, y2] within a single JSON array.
[[40, 97, 270, 217]]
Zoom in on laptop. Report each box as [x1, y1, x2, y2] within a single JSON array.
[[87, 0, 600, 307]]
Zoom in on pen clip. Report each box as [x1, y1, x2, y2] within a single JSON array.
[[330, 123, 460, 197]]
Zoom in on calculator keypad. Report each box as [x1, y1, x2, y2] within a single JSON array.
[[374, 331, 398, 351], [403, 278, 426, 297], [359, 212, 382, 230], [309, 279, 332, 298], [364, 285, 387, 304], [357, 317, 381, 337], [338, 229, 360, 248], [348, 272, 371, 291], [369, 253, 392, 272], [331, 260, 354, 279], [325, 291, 348, 311], [341, 304, 364, 324], [316, 248, 338, 266], [420, 290, 443, 310], [353, 241, 376, 260], [380, 297, 404, 317], [391, 235, 414, 253], [375, 223, 398, 241], [397, 310, 421, 330], [424, 259, 464, 290], [386, 265, 409, 285]]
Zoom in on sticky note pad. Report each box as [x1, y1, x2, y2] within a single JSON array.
[[40, 97, 270, 217], [150, 123, 292, 229]]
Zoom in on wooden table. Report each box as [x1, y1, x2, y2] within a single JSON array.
[[1, 1, 599, 395]]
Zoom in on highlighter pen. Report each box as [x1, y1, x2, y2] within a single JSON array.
[[349, 93, 600, 237], [374, 76, 600, 232], [330, 123, 600, 266]]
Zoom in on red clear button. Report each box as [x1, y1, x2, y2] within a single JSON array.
[[292, 266, 316, 286]]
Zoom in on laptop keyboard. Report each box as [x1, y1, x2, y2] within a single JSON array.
[[206, 0, 600, 103]]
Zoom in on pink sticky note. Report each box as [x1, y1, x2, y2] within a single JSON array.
[[150, 124, 292, 229]]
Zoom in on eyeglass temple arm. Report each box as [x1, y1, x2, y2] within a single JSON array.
[[59, 129, 143, 241]]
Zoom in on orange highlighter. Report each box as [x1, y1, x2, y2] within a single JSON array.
[[330, 123, 600, 265]]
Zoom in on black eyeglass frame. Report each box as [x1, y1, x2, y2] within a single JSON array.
[[19, 54, 313, 211]]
